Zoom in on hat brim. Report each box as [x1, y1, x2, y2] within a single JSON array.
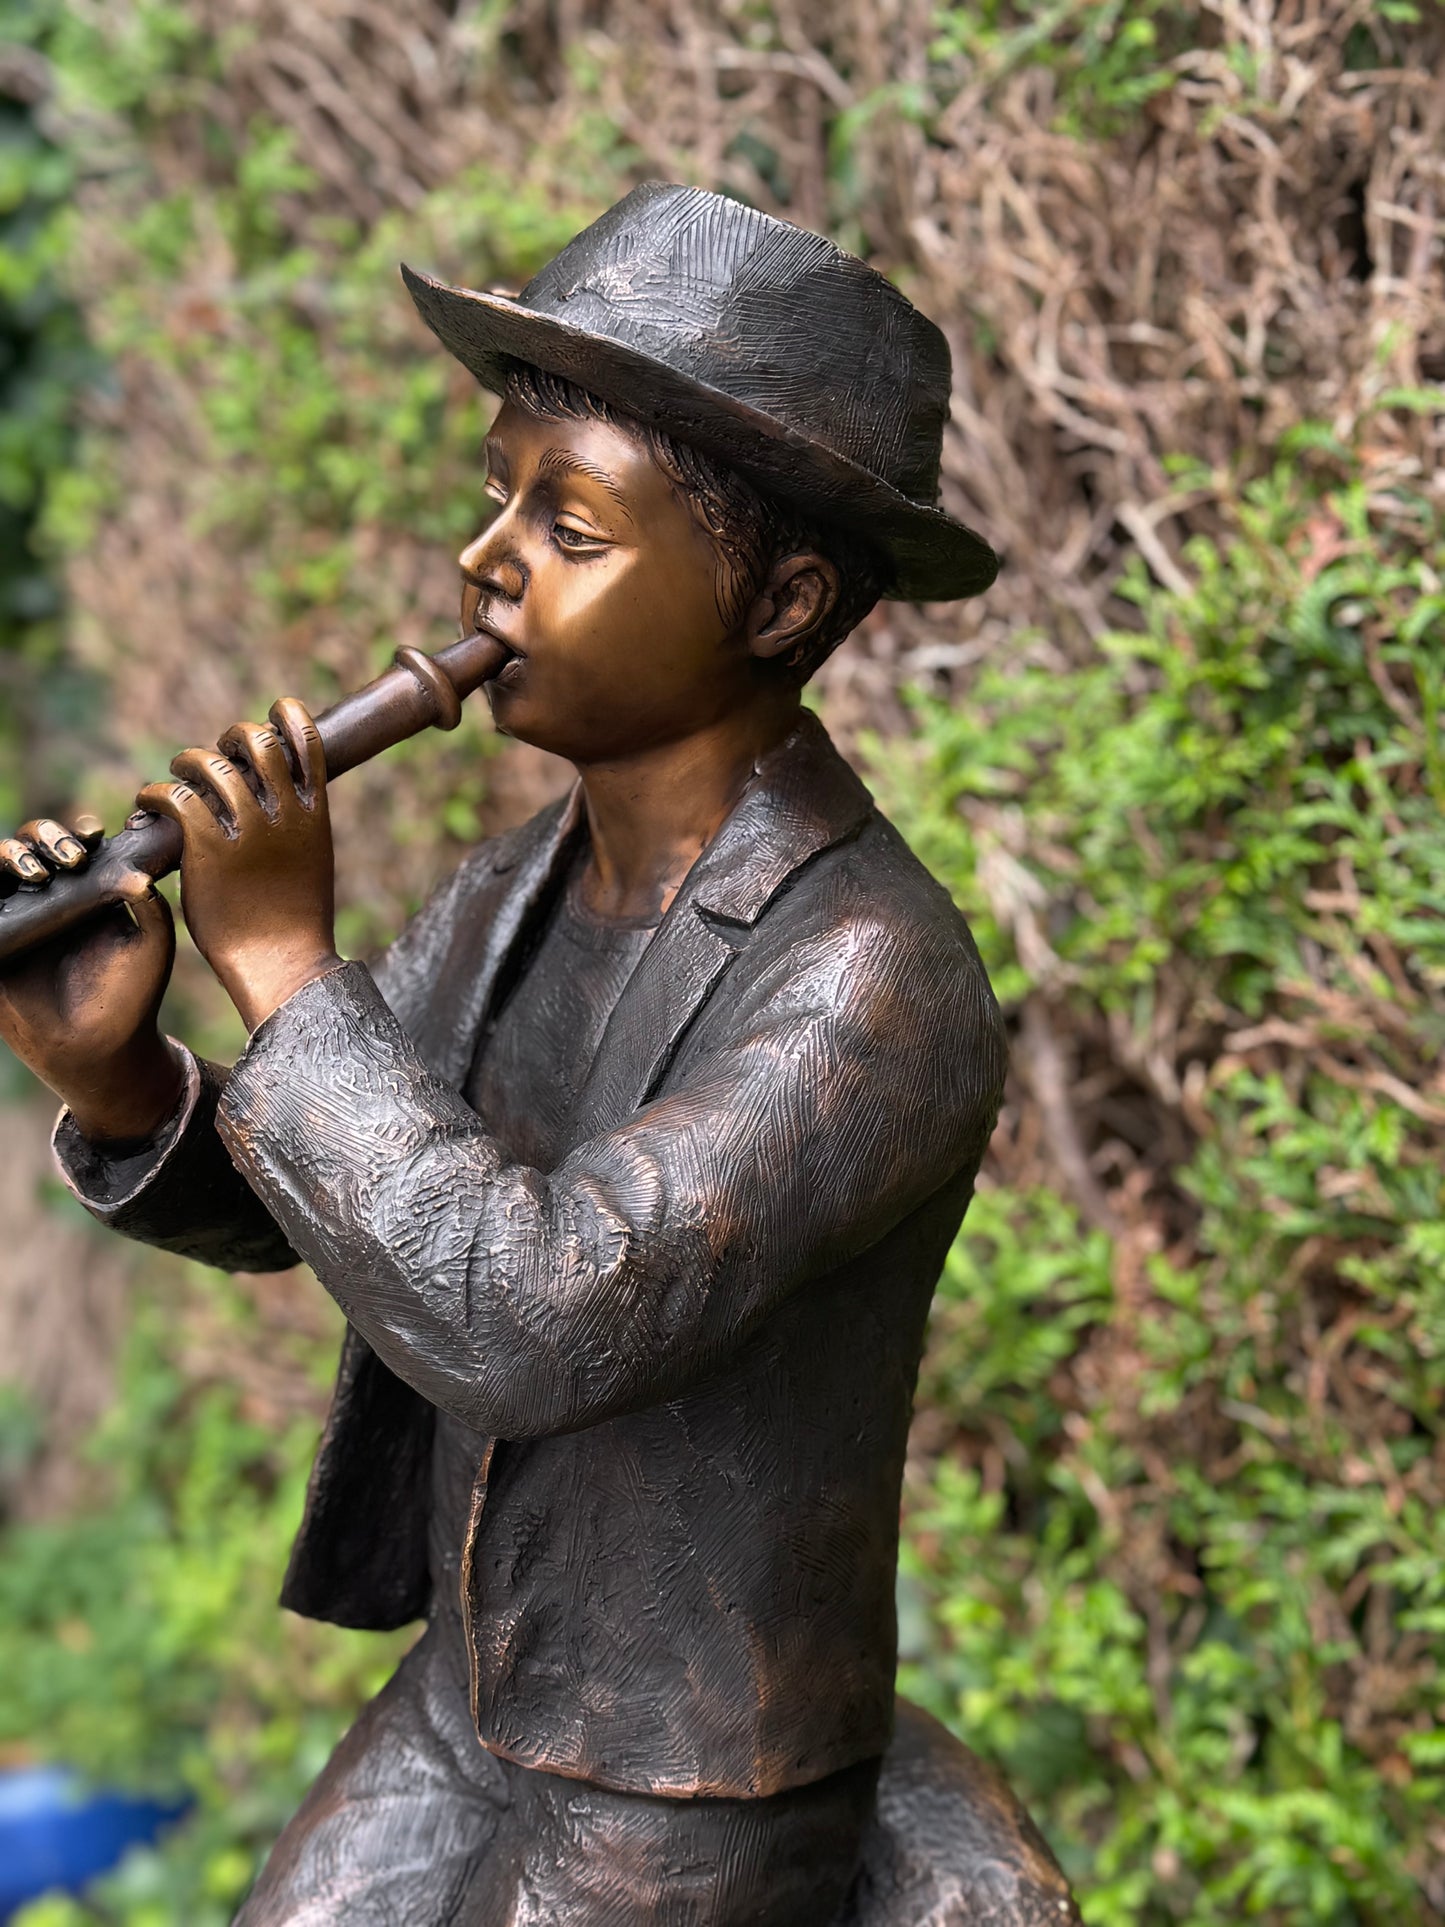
[[401, 264, 998, 603]]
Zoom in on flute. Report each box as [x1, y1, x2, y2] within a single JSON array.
[[0, 631, 511, 966]]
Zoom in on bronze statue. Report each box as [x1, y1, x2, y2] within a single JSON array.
[[0, 183, 1081, 1925]]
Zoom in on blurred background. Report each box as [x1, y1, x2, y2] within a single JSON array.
[[0, 0, 1441, 1920]]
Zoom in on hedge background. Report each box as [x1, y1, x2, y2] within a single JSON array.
[[0, 2, 1441, 1921]]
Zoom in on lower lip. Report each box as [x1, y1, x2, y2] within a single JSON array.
[[492, 653, 525, 688]]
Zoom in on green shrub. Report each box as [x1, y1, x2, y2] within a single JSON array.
[[0, 1254, 406, 1926], [928, 0, 1194, 135], [0, 0, 104, 823], [877, 417, 1444, 1921]]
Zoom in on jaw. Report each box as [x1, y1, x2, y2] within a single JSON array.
[[488, 671, 759, 770]]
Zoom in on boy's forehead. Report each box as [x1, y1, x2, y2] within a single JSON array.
[[489, 400, 693, 521], [487, 398, 652, 476]]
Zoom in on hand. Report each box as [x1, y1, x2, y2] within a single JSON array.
[[0, 815, 185, 1142], [135, 698, 341, 1032]]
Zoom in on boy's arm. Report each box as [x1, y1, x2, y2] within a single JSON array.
[[50, 841, 493, 1275], [0, 841, 296, 1271], [215, 918, 1005, 1438], [53, 1046, 301, 1273]]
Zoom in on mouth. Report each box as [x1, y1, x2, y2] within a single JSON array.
[[462, 606, 524, 685], [472, 626, 525, 689]]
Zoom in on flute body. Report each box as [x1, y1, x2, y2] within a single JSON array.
[[0, 631, 509, 966]]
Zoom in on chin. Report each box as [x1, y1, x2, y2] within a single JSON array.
[[484, 688, 599, 763], [487, 689, 575, 761]]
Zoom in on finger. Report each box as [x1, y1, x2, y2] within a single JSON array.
[[166, 748, 263, 834], [17, 817, 90, 871], [216, 720, 292, 821], [134, 778, 231, 849], [268, 699, 327, 810], [72, 812, 106, 853], [0, 835, 50, 888]]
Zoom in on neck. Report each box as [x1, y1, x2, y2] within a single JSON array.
[[575, 697, 802, 923]]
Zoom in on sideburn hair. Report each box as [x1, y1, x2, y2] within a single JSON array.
[[502, 363, 890, 684]]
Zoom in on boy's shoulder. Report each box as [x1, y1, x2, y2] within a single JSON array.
[[372, 719, 1001, 1072], [736, 800, 1002, 1041]]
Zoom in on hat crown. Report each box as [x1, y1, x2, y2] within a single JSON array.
[[516, 183, 951, 508]]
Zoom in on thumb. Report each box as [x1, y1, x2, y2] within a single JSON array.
[[116, 873, 176, 954]]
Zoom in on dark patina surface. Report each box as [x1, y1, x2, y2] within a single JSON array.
[[65, 715, 1004, 1795], [56, 716, 1080, 1924]]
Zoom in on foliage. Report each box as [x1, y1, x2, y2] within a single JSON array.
[[927, 0, 1194, 135], [0, 0, 103, 823], [878, 419, 1445, 1920], [0, 1250, 407, 1926]]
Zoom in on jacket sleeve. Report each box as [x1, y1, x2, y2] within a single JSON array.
[[47, 840, 500, 1273], [52, 1044, 300, 1273], [215, 923, 1005, 1438]]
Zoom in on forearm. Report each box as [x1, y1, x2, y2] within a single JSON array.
[[215, 955, 984, 1435], [216, 963, 636, 1431]]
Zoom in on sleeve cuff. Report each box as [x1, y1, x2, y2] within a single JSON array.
[[51, 1041, 201, 1215]]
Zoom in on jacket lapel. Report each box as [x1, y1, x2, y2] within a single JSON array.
[[311, 785, 585, 1615], [570, 712, 874, 1139], [424, 787, 586, 1090]]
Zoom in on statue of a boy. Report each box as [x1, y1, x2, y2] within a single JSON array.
[[0, 185, 1079, 1925]]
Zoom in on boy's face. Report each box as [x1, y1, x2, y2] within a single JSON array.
[[459, 401, 768, 765]]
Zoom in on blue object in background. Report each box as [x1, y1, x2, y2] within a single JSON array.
[[0, 1767, 189, 1919]]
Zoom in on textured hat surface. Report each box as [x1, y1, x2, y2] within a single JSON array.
[[402, 182, 998, 602]]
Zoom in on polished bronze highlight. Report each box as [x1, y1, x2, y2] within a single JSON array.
[[0, 630, 510, 966]]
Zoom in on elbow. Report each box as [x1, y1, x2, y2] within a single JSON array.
[[450, 1315, 671, 1441], [459, 1377, 604, 1442], [457, 1338, 641, 1439]]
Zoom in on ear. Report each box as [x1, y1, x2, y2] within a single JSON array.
[[744, 552, 840, 668]]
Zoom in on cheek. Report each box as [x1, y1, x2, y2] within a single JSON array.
[[547, 560, 670, 669]]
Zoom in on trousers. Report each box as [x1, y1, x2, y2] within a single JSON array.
[[234, 1624, 880, 1926]]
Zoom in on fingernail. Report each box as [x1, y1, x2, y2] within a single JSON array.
[[18, 854, 45, 880], [56, 837, 84, 862]]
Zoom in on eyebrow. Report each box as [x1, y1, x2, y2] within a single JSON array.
[[535, 446, 636, 525]]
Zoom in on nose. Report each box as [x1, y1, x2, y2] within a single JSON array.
[[458, 527, 526, 603], [459, 523, 527, 639]]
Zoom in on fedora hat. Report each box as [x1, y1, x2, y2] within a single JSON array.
[[401, 182, 998, 603]]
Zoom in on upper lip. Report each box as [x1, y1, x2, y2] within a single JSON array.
[[467, 610, 522, 658]]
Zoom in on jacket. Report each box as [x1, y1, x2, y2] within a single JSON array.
[[55, 713, 1006, 1799]]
